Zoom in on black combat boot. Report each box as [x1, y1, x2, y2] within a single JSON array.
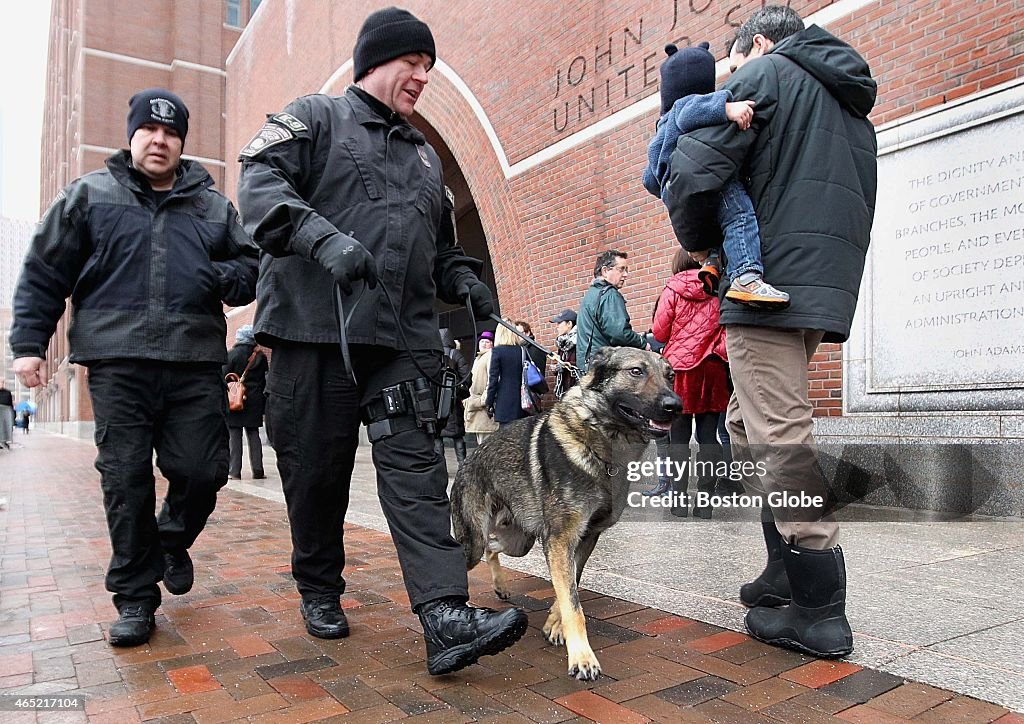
[[740, 521, 791, 607], [418, 597, 528, 675], [745, 543, 853, 658], [108, 603, 156, 647], [162, 549, 194, 595], [300, 594, 350, 639]]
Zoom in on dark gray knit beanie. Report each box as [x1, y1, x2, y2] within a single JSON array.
[[659, 42, 716, 115], [353, 7, 435, 81], [127, 88, 189, 143]]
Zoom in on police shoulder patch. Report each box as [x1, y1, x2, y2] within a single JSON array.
[[239, 121, 295, 159], [270, 112, 307, 133], [444, 185, 455, 207]]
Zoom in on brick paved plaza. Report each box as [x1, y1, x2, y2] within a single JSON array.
[[0, 433, 1020, 723]]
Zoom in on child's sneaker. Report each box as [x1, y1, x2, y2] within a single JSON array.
[[725, 273, 790, 309], [698, 257, 722, 295]]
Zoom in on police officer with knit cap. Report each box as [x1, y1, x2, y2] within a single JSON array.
[[10, 87, 258, 647], [237, 7, 526, 676]]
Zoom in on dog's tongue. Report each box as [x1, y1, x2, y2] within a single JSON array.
[[648, 419, 672, 432]]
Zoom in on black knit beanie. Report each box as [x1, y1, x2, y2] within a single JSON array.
[[126, 88, 189, 143], [659, 42, 716, 115], [353, 7, 435, 81]]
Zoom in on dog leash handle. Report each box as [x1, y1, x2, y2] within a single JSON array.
[[333, 283, 357, 385]]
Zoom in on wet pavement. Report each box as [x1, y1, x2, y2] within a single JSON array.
[[0, 431, 1020, 722]]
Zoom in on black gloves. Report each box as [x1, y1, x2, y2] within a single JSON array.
[[313, 234, 378, 295], [456, 278, 494, 321]]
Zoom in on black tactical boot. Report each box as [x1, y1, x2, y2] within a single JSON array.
[[418, 597, 528, 675], [162, 549, 194, 595], [300, 594, 350, 639], [745, 543, 853, 658], [108, 603, 156, 647], [740, 521, 791, 607]]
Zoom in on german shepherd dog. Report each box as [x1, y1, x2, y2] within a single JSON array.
[[451, 346, 681, 680]]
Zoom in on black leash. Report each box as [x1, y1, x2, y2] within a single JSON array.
[[488, 314, 553, 357], [487, 313, 583, 381], [332, 283, 358, 385], [332, 281, 582, 386], [333, 279, 473, 390]]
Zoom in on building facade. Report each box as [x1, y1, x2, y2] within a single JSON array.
[[33, 0, 1024, 513], [222, 0, 1024, 514], [1, 216, 36, 402]]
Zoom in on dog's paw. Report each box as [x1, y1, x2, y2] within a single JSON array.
[[493, 583, 511, 600], [543, 611, 564, 646], [567, 651, 602, 681]]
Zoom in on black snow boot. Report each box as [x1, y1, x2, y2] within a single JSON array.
[[740, 520, 791, 607], [744, 543, 854, 658]]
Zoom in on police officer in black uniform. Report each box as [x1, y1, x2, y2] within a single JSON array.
[[236, 7, 527, 676], [12, 88, 259, 647]]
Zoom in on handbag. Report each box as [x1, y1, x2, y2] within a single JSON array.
[[225, 349, 259, 412], [520, 348, 542, 414], [524, 354, 545, 388]]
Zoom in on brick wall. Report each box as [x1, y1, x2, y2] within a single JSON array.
[[216, 0, 1022, 417]]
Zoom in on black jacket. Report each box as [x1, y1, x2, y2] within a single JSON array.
[[223, 342, 268, 428], [237, 87, 483, 351], [485, 345, 545, 424], [10, 152, 259, 363], [665, 25, 877, 343], [439, 329, 470, 438]]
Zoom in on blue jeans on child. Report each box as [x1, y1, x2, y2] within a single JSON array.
[[716, 179, 762, 281]]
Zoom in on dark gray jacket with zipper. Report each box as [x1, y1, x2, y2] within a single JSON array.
[[10, 151, 259, 363]]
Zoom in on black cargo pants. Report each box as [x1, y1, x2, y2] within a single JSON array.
[[265, 342, 468, 610], [87, 360, 228, 610]]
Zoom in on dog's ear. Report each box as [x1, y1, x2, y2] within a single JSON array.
[[584, 346, 618, 388], [590, 346, 617, 371]]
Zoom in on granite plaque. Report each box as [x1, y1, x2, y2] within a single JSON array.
[[869, 112, 1024, 391]]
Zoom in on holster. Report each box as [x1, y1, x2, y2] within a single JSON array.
[[363, 376, 451, 442]]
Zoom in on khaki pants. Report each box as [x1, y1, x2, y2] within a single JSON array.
[[725, 325, 838, 550]]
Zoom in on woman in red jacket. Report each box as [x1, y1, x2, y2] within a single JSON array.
[[651, 249, 729, 518]]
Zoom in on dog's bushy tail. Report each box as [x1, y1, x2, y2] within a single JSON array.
[[450, 469, 486, 570]]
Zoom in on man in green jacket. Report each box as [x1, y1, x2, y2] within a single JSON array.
[[575, 250, 649, 373]]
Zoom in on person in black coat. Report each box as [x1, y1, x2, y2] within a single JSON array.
[[437, 328, 470, 465], [0, 380, 13, 449], [10, 88, 259, 648], [223, 325, 268, 479], [514, 320, 547, 382], [235, 8, 526, 672], [485, 320, 546, 425]]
